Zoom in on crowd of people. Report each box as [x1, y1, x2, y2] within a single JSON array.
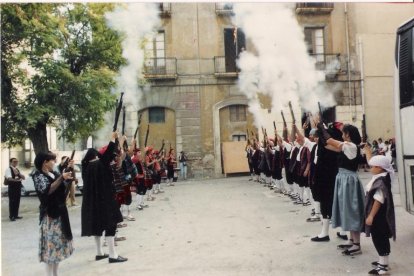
[[245, 118, 396, 275], [27, 131, 188, 276]]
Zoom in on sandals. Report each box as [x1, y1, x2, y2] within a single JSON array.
[[117, 223, 127, 228], [372, 262, 390, 270], [337, 232, 348, 240], [342, 243, 361, 256], [368, 264, 389, 275]]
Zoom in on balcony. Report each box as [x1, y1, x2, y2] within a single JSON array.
[[214, 56, 239, 78], [143, 58, 177, 80], [158, 3, 171, 17], [309, 53, 343, 79], [215, 3, 234, 16], [296, 3, 334, 14]]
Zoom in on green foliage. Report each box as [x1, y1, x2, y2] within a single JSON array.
[[1, 3, 125, 150]]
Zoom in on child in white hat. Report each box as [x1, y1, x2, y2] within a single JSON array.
[[363, 145, 396, 275]]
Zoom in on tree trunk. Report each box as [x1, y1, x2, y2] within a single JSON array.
[[28, 122, 49, 154]]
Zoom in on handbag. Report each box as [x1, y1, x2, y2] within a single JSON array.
[[3, 177, 9, 186]]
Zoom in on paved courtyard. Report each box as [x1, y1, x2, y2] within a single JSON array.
[[2, 173, 414, 276]]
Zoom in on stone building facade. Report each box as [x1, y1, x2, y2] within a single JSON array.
[[2, 2, 414, 180]]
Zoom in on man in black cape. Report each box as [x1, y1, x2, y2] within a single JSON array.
[[81, 132, 127, 263]]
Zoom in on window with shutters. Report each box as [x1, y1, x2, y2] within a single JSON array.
[[398, 28, 414, 106], [232, 134, 247, 141], [224, 28, 246, 72], [229, 105, 247, 122], [144, 31, 166, 70], [148, 107, 165, 123], [304, 27, 325, 62]]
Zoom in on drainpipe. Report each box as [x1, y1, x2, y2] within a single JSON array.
[[344, 3, 353, 122], [358, 36, 365, 116]]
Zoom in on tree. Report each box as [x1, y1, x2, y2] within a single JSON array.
[[1, 3, 125, 154]]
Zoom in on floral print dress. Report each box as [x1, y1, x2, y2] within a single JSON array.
[[33, 172, 74, 264]]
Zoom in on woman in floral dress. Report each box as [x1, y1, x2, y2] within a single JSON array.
[[33, 152, 74, 276]]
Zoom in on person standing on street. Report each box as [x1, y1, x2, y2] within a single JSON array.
[[179, 151, 188, 180], [81, 132, 127, 263], [4, 158, 25, 221], [33, 152, 74, 276]]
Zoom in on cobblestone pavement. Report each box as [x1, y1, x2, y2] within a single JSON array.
[[2, 173, 414, 276]]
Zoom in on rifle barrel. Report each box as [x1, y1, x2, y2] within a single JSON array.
[[288, 101, 296, 123]]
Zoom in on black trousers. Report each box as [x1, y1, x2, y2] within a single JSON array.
[[371, 213, 391, 256], [8, 183, 21, 219]]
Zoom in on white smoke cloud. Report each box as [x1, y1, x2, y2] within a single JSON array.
[[105, 3, 160, 109], [93, 3, 159, 146], [233, 3, 336, 128]]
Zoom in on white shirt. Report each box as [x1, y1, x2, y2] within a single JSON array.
[[314, 145, 319, 164], [341, 142, 357, 160], [282, 141, 292, 152], [365, 172, 387, 204]]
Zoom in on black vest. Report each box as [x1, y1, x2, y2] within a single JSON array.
[[338, 151, 359, 172]]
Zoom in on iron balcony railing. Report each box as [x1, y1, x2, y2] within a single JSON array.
[[214, 56, 240, 77], [159, 3, 171, 17], [310, 53, 343, 73], [143, 58, 177, 79], [215, 3, 234, 15], [296, 3, 334, 14]]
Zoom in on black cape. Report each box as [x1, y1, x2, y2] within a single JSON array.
[[81, 142, 123, 236]]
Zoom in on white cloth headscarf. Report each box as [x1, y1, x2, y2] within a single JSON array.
[[368, 155, 395, 180]]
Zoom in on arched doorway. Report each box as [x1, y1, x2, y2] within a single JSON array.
[[213, 97, 256, 176]]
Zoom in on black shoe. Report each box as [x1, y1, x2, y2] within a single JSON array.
[[109, 255, 128, 263], [15, 216, 23, 219], [10, 217, 16, 221], [337, 243, 353, 250], [95, 254, 109, 261], [336, 232, 348, 240], [311, 235, 330, 242]]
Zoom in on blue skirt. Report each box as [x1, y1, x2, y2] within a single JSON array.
[[331, 168, 365, 231]]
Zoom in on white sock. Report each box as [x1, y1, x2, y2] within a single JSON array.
[[159, 183, 163, 190], [126, 205, 130, 216], [304, 187, 310, 202], [45, 264, 53, 276], [52, 263, 59, 276], [121, 205, 125, 217], [379, 256, 389, 266], [340, 230, 347, 236], [319, 218, 330, 237], [299, 187, 304, 201], [107, 236, 118, 259], [95, 236, 104, 256]]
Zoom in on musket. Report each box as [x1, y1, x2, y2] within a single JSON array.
[[318, 102, 325, 124], [144, 124, 150, 147], [361, 114, 368, 143], [273, 121, 277, 131], [288, 101, 296, 124], [63, 150, 76, 198], [113, 92, 124, 132], [159, 139, 165, 153], [133, 113, 143, 140], [281, 111, 288, 142], [122, 106, 128, 151], [281, 111, 287, 128]]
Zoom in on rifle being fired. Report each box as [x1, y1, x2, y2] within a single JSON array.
[[121, 106, 129, 151], [281, 111, 288, 142], [288, 102, 297, 142], [113, 92, 124, 132]]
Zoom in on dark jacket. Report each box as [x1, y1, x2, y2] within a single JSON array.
[[81, 141, 123, 236], [364, 174, 396, 241], [33, 170, 73, 240]]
